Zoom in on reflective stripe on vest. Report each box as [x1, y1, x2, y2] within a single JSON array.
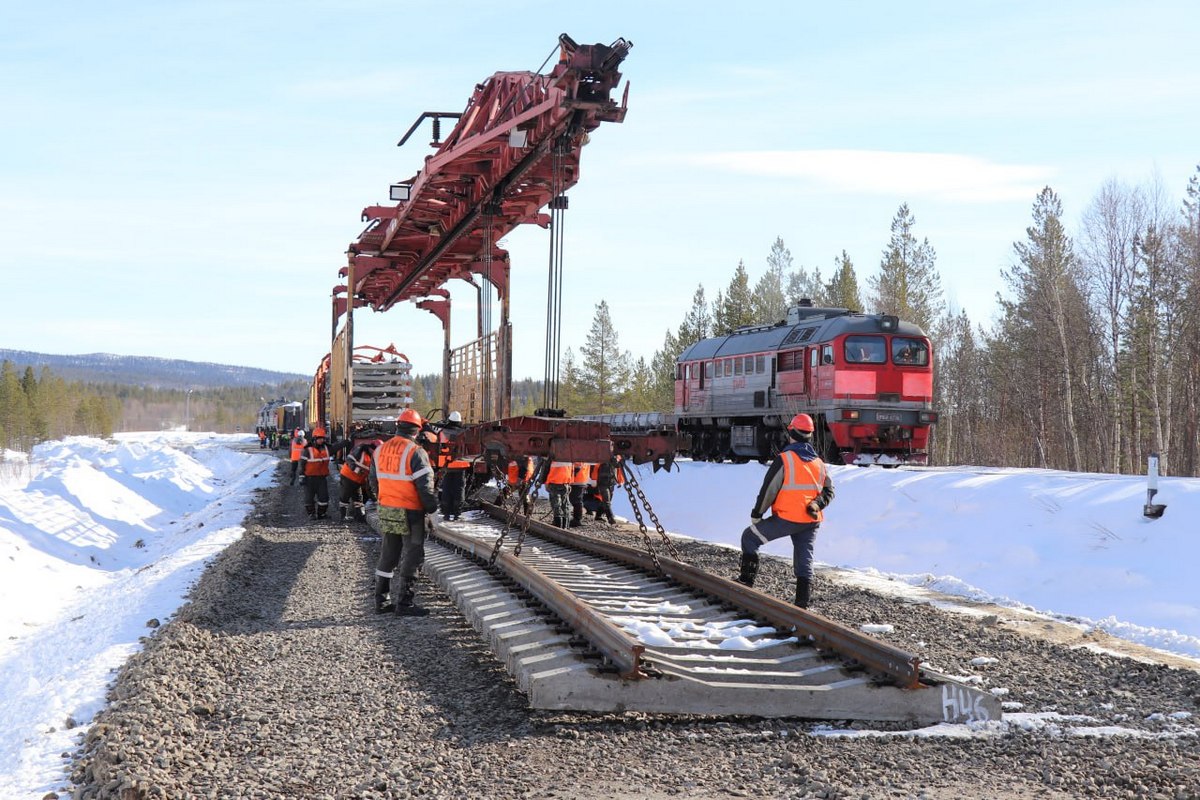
[[545, 461, 573, 485], [375, 438, 430, 510], [340, 459, 368, 484], [771, 451, 825, 523], [302, 446, 331, 477]]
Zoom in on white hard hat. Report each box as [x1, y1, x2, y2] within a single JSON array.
[[448, 411, 463, 423]]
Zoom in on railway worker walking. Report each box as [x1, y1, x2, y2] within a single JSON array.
[[297, 428, 333, 519], [336, 438, 374, 522], [369, 409, 438, 616], [288, 428, 307, 485], [736, 413, 834, 609], [437, 410, 469, 520], [532, 456, 574, 528]]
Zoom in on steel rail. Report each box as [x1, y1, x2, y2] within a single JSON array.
[[474, 501, 923, 689], [431, 522, 647, 679]]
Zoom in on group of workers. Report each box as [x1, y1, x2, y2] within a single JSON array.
[[281, 408, 835, 618]]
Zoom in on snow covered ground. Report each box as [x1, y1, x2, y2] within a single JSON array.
[[1, 431, 1197, 796]]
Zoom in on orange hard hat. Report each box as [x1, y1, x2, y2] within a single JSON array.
[[788, 413, 815, 433], [312, 427, 327, 438], [397, 408, 423, 427]]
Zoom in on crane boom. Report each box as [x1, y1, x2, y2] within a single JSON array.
[[344, 34, 631, 312]]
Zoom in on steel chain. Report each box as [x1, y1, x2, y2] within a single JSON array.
[[617, 462, 664, 573], [622, 465, 681, 560], [487, 463, 517, 566]]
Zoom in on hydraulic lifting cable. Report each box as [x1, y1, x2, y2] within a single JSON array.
[[543, 137, 569, 410], [480, 206, 495, 421]]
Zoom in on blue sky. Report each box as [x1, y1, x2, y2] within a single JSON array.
[[2, 1, 1197, 380]]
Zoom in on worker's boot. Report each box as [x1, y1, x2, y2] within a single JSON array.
[[794, 577, 812, 609], [552, 515, 564, 528], [338, 503, 347, 522], [393, 578, 429, 617], [315, 502, 328, 520], [736, 552, 759, 587], [374, 577, 393, 614], [304, 504, 315, 518], [569, 512, 582, 528]]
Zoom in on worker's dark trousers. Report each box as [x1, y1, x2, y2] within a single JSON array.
[[301, 475, 330, 517], [546, 484, 570, 525], [375, 509, 427, 598], [740, 516, 818, 579], [338, 477, 367, 520]]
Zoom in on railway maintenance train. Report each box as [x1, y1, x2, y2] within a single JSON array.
[[600, 300, 937, 466]]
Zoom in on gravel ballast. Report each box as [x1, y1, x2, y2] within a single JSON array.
[[67, 466, 1200, 799]]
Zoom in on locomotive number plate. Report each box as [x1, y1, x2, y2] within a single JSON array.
[[875, 412, 902, 422]]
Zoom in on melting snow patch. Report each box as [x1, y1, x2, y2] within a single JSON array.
[[860, 623, 893, 634], [970, 656, 998, 666]]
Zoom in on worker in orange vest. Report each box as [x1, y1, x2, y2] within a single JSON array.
[[437, 411, 469, 521], [532, 456, 574, 528], [567, 462, 591, 527], [737, 413, 835, 608], [288, 428, 307, 485], [297, 427, 333, 519], [336, 438, 375, 522], [369, 409, 438, 615]]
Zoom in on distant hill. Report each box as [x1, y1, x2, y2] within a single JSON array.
[[0, 349, 308, 389]]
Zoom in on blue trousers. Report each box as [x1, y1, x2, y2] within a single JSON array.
[[741, 515, 818, 580]]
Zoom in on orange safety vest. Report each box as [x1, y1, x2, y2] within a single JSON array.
[[571, 462, 590, 485], [506, 457, 531, 484], [375, 437, 431, 510], [290, 437, 306, 461], [771, 451, 826, 523], [545, 461, 573, 485], [340, 450, 372, 484], [302, 445, 331, 477]]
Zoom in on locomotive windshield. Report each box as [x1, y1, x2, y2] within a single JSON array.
[[845, 336, 886, 364], [891, 337, 929, 366]]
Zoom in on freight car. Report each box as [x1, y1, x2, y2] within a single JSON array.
[[674, 300, 937, 465], [309, 343, 414, 441]]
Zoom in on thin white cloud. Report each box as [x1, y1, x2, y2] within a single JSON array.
[[685, 150, 1054, 203]]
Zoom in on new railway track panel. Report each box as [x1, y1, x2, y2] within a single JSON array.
[[371, 507, 1001, 725]]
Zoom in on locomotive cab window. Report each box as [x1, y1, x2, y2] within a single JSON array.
[[845, 336, 886, 364], [892, 337, 929, 366]]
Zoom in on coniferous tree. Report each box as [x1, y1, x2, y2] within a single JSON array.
[[999, 187, 1091, 471], [577, 301, 629, 414], [824, 250, 864, 311], [649, 329, 681, 412], [677, 285, 712, 347], [751, 238, 789, 324], [870, 203, 945, 332], [713, 260, 756, 335]]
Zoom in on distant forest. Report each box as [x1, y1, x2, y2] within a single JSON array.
[[0, 359, 308, 453], [5, 165, 1199, 477], [499, 166, 1200, 478]]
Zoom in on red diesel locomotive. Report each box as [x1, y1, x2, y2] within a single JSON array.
[[674, 300, 937, 465]]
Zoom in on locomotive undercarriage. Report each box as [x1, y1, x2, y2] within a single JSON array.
[[679, 412, 928, 466]]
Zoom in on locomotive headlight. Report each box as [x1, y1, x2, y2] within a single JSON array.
[[840, 409, 859, 421], [918, 411, 939, 424]]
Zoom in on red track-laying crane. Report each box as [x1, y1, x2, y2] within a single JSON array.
[[329, 34, 683, 469]]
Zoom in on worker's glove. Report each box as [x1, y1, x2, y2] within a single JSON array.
[[807, 501, 821, 516], [424, 516, 434, 534]]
